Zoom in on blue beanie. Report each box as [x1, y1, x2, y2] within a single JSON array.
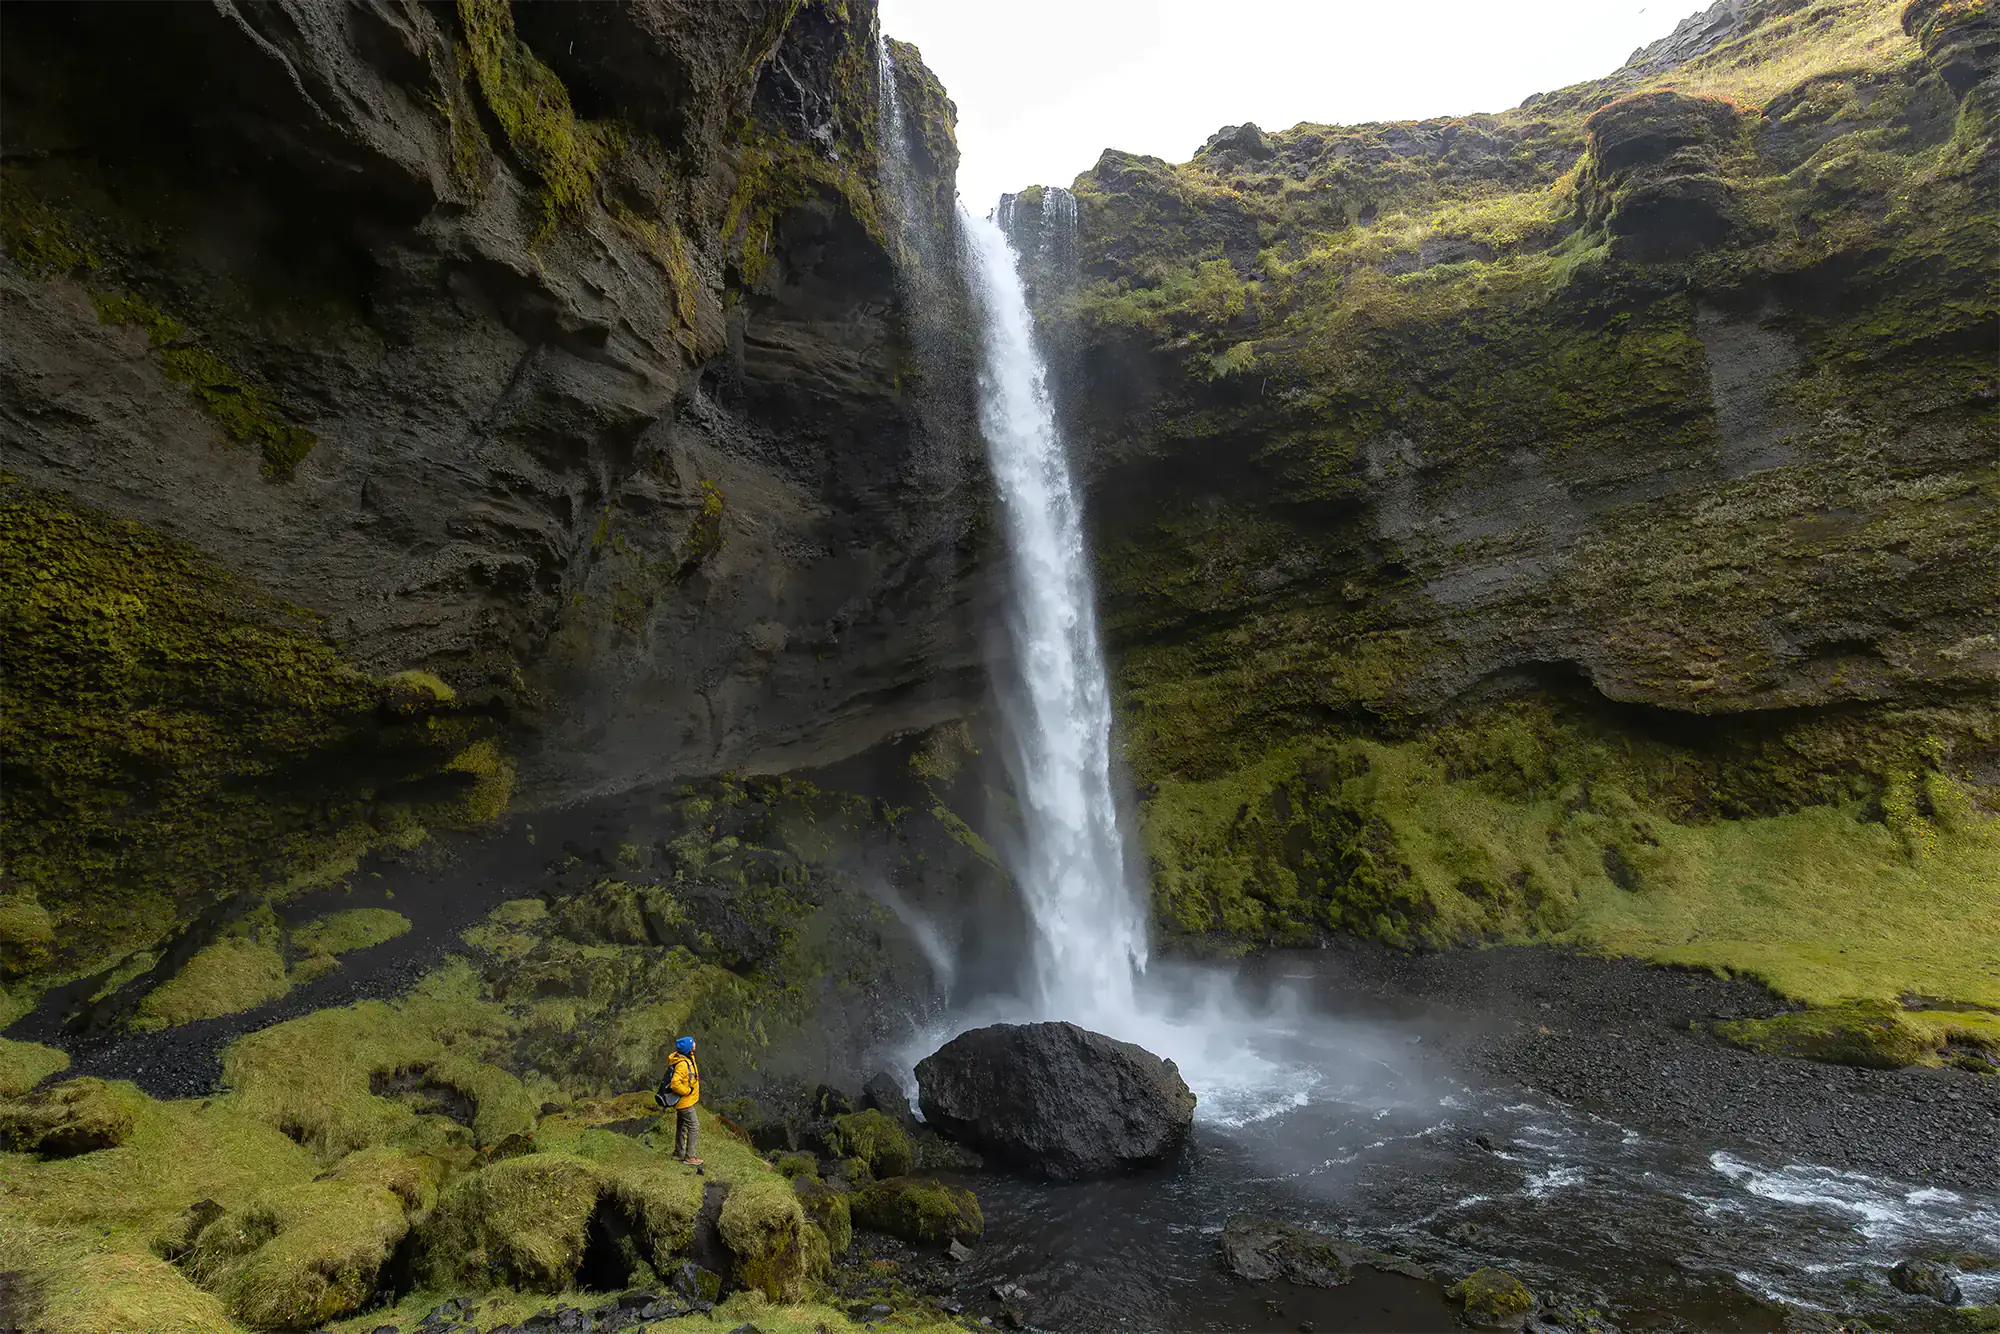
[[675, 1036, 694, 1055]]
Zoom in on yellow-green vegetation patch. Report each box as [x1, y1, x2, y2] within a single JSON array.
[[0, 1216, 234, 1334], [1715, 1001, 1943, 1069], [0, 1077, 145, 1156], [133, 937, 291, 1031], [455, 0, 618, 240], [291, 908, 412, 959], [1561, 803, 2000, 1008], [793, 1175, 853, 1256], [218, 968, 527, 1160], [185, 1172, 418, 1329], [0, 1037, 69, 1097], [0, 893, 57, 975]]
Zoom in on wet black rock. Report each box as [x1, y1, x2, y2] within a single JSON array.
[[915, 1021, 1196, 1179], [1219, 1215, 1432, 1288], [861, 1070, 916, 1126], [1889, 1258, 1963, 1304]]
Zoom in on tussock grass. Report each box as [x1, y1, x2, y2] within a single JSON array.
[[0, 1036, 69, 1096], [132, 938, 290, 1031], [290, 908, 411, 958]]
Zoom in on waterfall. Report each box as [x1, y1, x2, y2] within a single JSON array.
[[961, 210, 1148, 1019]]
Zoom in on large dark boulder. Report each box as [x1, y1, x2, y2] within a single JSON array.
[[913, 1022, 1195, 1180]]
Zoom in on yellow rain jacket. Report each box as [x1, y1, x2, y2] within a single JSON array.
[[665, 1053, 700, 1110]]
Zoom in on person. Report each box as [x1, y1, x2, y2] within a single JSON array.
[[656, 1035, 702, 1165]]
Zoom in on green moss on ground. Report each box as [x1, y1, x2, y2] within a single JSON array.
[[414, 1151, 602, 1291], [793, 1175, 853, 1255], [720, 1174, 829, 1302], [1716, 1002, 1942, 1069]]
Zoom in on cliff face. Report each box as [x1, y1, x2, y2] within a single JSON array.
[[1015, 0, 1998, 1004], [1, 1, 987, 980]]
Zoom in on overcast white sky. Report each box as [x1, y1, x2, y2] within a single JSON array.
[[878, 0, 1695, 211]]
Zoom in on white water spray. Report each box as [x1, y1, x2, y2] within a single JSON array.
[[962, 210, 1148, 1018]]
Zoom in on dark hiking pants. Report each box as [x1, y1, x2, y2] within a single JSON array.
[[675, 1106, 698, 1159]]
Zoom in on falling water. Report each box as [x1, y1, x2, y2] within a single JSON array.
[[961, 210, 1147, 1018]]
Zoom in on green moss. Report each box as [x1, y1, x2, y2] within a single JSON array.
[[0, 1038, 70, 1098], [1448, 1266, 1536, 1327], [413, 1151, 602, 1291], [719, 1174, 828, 1302], [828, 1108, 912, 1179], [0, 481, 502, 991], [0, 894, 56, 976], [680, 478, 727, 575], [380, 670, 456, 714], [92, 291, 317, 477], [0, 179, 98, 275], [793, 1176, 852, 1256], [132, 938, 291, 1032], [1716, 1002, 1944, 1069], [455, 0, 616, 241], [0, 1217, 235, 1334], [290, 908, 411, 960], [849, 1177, 982, 1247]]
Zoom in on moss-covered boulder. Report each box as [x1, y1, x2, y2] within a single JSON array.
[[851, 1176, 983, 1247], [1716, 1003, 1942, 1070], [0, 1076, 144, 1156], [183, 1160, 430, 1331], [0, 893, 56, 975], [719, 1175, 829, 1302], [829, 1107, 913, 1178], [1448, 1267, 1536, 1328], [793, 1174, 853, 1256], [413, 1152, 602, 1291]]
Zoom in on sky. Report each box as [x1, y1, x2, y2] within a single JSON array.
[[878, 0, 1697, 212]]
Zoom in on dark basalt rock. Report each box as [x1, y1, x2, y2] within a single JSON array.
[[1219, 1215, 1432, 1288], [914, 1021, 1195, 1179], [1888, 1258, 1963, 1305], [859, 1069, 916, 1127]]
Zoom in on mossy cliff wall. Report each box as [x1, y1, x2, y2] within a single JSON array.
[[1, 3, 982, 994], [1013, 0, 1999, 1003]]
